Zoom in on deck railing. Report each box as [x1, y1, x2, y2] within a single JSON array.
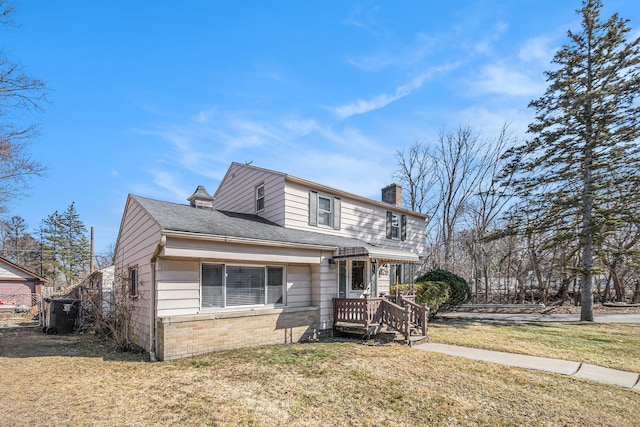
[[379, 299, 409, 341], [399, 297, 429, 336], [333, 294, 429, 342], [333, 297, 382, 327]]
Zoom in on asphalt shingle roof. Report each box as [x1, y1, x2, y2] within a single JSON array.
[[132, 194, 371, 249]]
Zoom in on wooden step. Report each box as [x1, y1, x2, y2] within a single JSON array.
[[407, 335, 429, 346]]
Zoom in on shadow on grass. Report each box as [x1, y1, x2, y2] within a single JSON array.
[[0, 326, 148, 362]]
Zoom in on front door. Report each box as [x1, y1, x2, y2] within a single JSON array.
[[339, 260, 368, 298]]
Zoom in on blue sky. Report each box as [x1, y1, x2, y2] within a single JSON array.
[[3, 0, 639, 254]]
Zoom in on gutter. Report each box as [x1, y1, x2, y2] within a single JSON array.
[[161, 230, 339, 251], [148, 234, 166, 362]]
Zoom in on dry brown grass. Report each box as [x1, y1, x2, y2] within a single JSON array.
[[429, 320, 640, 372], [1, 327, 638, 426]]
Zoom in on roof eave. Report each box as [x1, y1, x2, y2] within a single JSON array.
[[161, 230, 339, 251], [285, 175, 427, 218]]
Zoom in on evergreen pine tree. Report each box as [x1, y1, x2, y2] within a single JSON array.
[[41, 202, 90, 286], [501, 0, 640, 321]]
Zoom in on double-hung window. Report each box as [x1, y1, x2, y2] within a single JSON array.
[[256, 185, 265, 212], [308, 191, 341, 229], [390, 214, 400, 239], [318, 196, 332, 226], [386, 211, 407, 241], [201, 264, 285, 308]]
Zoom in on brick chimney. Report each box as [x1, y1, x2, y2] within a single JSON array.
[[381, 183, 402, 208]]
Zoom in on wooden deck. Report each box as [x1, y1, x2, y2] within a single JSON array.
[[333, 295, 429, 345]]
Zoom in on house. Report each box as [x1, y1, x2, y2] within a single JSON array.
[[114, 162, 427, 360], [75, 265, 116, 312], [0, 256, 47, 309]]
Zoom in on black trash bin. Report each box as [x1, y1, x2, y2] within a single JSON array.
[[42, 298, 79, 334]]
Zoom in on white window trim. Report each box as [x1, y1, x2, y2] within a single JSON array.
[[255, 185, 265, 213], [390, 213, 400, 239], [200, 263, 286, 310], [317, 195, 332, 227]]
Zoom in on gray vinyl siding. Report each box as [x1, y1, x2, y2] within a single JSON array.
[[114, 196, 162, 352], [213, 163, 287, 226], [153, 245, 315, 316], [155, 259, 200, 317], [318, 260, 338, 328], [286, 265, 312, 306], [284, 181, 426, 255]]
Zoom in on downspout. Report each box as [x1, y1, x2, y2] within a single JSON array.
[[149, 234, 166, 362]]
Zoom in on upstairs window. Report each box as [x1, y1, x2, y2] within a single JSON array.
[[386, 211, 407, 241], [308, 191, 341, 229], [256, 185, 265, 212], [390, 214, 400, 239], [318, 196, 332, 226]]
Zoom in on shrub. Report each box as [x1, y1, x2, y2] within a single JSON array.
[[416, 268, 471, 308], [415, 281, 450, 316]]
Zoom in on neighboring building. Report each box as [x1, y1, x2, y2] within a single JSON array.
[[114, 162, 427, 360], [76, 265, 116, 312], [0, 256, 47, 308]]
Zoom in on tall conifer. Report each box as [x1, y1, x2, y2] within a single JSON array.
[[502, 0, 640, 320]]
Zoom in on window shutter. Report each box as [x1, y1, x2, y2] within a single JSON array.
[[386, 211, 393, 239], [333, 197, 341, 230], [309, 191, 318, 226], [401, 215, 407, 241]]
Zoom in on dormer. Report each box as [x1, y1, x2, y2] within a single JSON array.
[[187, 185, 214, 209]]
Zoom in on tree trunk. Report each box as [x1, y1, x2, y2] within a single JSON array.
[[610, 266, 624, 302], [632, 280, 640, 304]]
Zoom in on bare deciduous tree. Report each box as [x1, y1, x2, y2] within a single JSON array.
[[0, 0, 47, 213]]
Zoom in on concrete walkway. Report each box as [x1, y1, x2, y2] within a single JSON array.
[[414, 342, 640, 390]]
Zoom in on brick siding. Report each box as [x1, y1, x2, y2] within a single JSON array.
[[156, 306, 319, 360]]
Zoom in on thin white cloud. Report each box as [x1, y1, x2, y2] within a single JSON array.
[[457, 106, 532, 141], [333, 63, 459, 119], [471, 63, 545, 97], [283, 118, 319, 137], [474, 21, 509, 54], [150, 170, 190, 201], [348, 33, 437, 72], [343, 4, 387, 39], [518, 36, 556, 65]]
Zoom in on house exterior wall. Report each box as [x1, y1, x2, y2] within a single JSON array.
[[212, 162, 287, 225], [0, 260, 45, 306], [150, 237, 322, 359], [115, 163, 427, 359], [284, 180, 426, 254], [0, 281, 37, 307], [114, 196, 162, 352], [156, 306, 318, 360], [154, 239, 320, 318]]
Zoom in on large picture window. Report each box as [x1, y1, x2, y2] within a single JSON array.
[[201, 264, 285, 308]]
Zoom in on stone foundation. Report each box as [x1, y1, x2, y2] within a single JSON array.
[[156, 306, 319, 360]]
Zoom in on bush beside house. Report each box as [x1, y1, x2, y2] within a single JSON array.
[[414, 268, 471, 317]]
